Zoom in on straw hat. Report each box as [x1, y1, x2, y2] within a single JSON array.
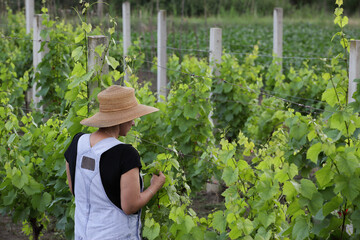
[[80, 86, 159, 128]]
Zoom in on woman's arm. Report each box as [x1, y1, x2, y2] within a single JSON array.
[[65, 162, 73, 195], [120, 167, 165, 215]]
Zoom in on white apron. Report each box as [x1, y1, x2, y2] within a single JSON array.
[[74, 134, 142, 240]]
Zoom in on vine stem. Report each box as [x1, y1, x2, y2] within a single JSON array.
[[340, 201, 347, 240], [338, 15, 352, 146]]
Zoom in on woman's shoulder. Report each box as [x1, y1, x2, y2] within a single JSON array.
[[101, 143, 141, 171], [106, 143, 139, 158], [69, 132, 86, 144]]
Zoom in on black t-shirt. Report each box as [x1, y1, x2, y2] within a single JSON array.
[[64, 133, 142, 210]]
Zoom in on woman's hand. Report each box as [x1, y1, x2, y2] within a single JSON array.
[[150, 171, 166, 192]]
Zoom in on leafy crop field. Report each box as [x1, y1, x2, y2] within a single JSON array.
[[1, 1, 360, 239]]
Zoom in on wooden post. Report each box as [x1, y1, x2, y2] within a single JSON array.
[[31, 14, 49, 110], [25, 0, 34, 34], [209, 28, 222, 76], [348, 40, 360, 103], [88, 35, 108, 97], [157, 10, 167, 101], [97, 0, 103, 22], [273, 8, 283, 68], [207, 28, 222, 194], [122, 1, 131, 83]]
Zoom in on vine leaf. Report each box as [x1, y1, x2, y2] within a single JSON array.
[[71, 46, 83, 62], [292, 215, 309, 240], [334, 175, 360, 201], [212, 211, 226, 233], [222, 166, 238, 185], [299, 179, 317, 200], [143, 217, 160, 240], [105, 56, 119, 70], [306, 142, 322, 164], [315, 163, 334, 188]]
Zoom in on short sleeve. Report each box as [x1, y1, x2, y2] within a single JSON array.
[[64, 133, 84, 163], [119, 144, 142, 174]]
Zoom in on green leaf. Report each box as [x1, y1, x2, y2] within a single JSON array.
[[243, 219, 254, 235], [105, 56, 119, 70], [334, 175, 360, 201], [5, 121, 13, 130], [289, 121, 307, 140], [71, 62, 86, 77], [274, 168, 288, 183], [337, 151, 359, 175], [143, 218, 160, 240], [308, 192, 323, 214], [328, 111, 349, 133], [322, 88, 338, 107], [342, 16, 348, 27], [299, 179, 317, 199], [71, 46, 83, 62], [289, 164, 298, 179], [323, 196, 342, 216], [184, 104, 198, 119], [315, 164, 334, 188], [292, 215, 309, 240], [108, 27, 115, 35], [68, 70, 94, 89], [350, 209, 360, 230], [258, 180, 278, 201], [204, 232, 218, 240], [169, 158, 180, 170], [258, 211, 275, 228], [212, 211, 226, 233], [184, 215, 195, 233], [7, 134, 16, 145], [31, 192, 51, 212], [306, 142, 322, 164], [23, 178, 43, 195], [65, 87, 80, 101], [228, 224, 242, 240], [307, 130, 317, 142], [226, 213, 236, 224], [12, 170, 28, 189], [222, 166, 238, 185], [3, 189, 17, 205], [336, 0, 343, 7], [82, 22, 92, 33], [75, 32, 85, 43], [95, 44, 106, 58], [283, 181, 297, 200]]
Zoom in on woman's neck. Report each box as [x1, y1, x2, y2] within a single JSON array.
[[90, 126, 119, 147], [97, 127, 119, 138]]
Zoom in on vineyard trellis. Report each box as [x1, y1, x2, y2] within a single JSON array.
[[1, 1, 360, 239], [3, 3, 359, 105]]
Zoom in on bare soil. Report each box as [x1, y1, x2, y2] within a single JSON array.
[[0, 215, 28, 240], [190, 190, 225, 218], [0, 215, 65, 240]]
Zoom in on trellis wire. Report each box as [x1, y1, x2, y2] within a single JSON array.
[[2, 33, 339, 62], [140, 59, 333, 114]]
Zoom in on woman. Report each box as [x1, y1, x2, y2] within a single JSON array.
[[64, 85, 166, 240]]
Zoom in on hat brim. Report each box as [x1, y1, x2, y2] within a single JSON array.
[[80, 104, 159, 128]]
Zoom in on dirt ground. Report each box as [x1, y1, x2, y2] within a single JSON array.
[[0, 215, 28, 240], [0, 215, 65, 240], [0, 190, 224, 239]]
